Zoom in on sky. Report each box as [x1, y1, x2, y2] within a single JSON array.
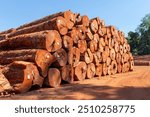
[[0, 0, 150, 35]]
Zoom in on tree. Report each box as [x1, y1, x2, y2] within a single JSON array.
[[127, 13, 150, 55]]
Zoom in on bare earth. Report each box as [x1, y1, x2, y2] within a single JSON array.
[[0, 66, 150, 100]]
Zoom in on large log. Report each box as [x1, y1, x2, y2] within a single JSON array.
[[0, 71, 13, 93], [8, 16, 68, 37], [43, 68, 61, 88], [62, 35, 73, 50], [86, 63, 96, 79], [17, 10, 76, 30], [74, 62, 87, 81], [84, 49, 93, 64], [1, 61, 43, 93], [60, 65, 74, 83], [76, 15, 90, 27], [78, 40, 87, 53], [0, 30, 62, 52], [0, 49, 56, 77], [52, 48, 67, 67], [95, 64, 103, 78]]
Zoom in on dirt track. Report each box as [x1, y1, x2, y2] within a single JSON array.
[[0, 66, 150, 100]]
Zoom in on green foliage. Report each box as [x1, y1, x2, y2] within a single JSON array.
[[127, 13, 150, 55]]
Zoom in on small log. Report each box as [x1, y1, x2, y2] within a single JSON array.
[[0, 49, 56, 77], [111, 60, 117, 75], [93, 51, 102, 66], [8, 16, 68, 37], [129, 60, 134, 71], [0, 28, 16, 35], [69, 28, 80, 44], [76, 15, 90, 27], [110, 48, 116, 60], [102, 51, 108, 62], [52, 48, 67, 67], [119, 44, 123, 55], [1, 61, 43, 93], [116, 53, 122, 64], [43, 68, 61, 88], [74, 62, 87, 81], [114, 42, 119, 53], [106, 57, 111, 66], [95, 64, 103, 78], [102, 63, 108, 76], [104, 46, 110, 57], [117, 63, 122, 73], [86, 63, 96, 79], [93, 33, 99, 43], [84, 49, 93, 64], [62, 35, 73, 50], [90, 19, 98, 33], [88, 40, 98, 53], [78, 40, 87, 53], [60, 65, 74, 83], [107, 65, 112, 75], [68, 47, 80, 67]]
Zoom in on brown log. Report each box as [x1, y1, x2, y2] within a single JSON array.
[[0, 30, 62, 52], [107, 65, 112, 75], [0, 72, 13, 93], [117, 63, 122, 73], [69, 28, 80, 43], [0, 28, 16, 35], [106, 57, 111, 66], [116, 53, 122, 64], [114, 42, 119, 53], [43, 68, 61, 88], [86, 63, 96, 79], [104, 46, 110, 57], [95, 64, 102, 78], [90, 19, 98, 33], [123, 43, 128, 53], [98, 43, 104, 53], [102, 63, 108, 76], [129, 60, 134, 71], [1, 61, 43, 93], [0, 49, 56, 77], [0, 34, 7, 41], [52, 48, 67, 67], [84, 49, 93, 64], [98, 27, 107, 36], [74, 62, 87, 81], [119, 44, 123, 55], [93, 51, 102, 66], [93, 33, 99, 43], [68, 47, 80, 67], [76, 15, 90, 27], [88, 40, 98, 53], [60, 65, 74, 83], [110, 48, 116, 60], [111, 60, 117, 75], [62, 35, 73, 50], [102, 51, 108, 62], [8, 16, 68, 37], [78, 40, 87, 53]]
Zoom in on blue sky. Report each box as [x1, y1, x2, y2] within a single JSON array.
[[0, 0, 150, 35]]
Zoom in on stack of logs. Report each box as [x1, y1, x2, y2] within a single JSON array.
[[0, 10, 134, 95]]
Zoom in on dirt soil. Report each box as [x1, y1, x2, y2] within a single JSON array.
[[0, 66, 150, 100]]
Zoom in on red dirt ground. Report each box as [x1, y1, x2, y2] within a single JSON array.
[[0, 66, 150, 100]]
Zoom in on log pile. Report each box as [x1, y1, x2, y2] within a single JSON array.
[[0, 10, 134, 96]]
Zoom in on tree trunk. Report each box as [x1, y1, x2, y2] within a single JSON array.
[[0, 49, 56, 77], [1, 61, 43, 93], [86, 63, 96, 79], [0, 30, 62, 52]]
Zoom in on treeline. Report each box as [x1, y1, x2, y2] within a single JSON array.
[[127, 13, 150, 55]]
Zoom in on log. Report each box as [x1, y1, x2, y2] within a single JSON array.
[[106, 57, 111, 66], [43, 68, 61, 88], [129, 60, 134, 70], [0, 49, 56, 77], [78, 40, 87, 53], [62, 35, 73, 50], [52, 48, 67, 67], [95, 64, 102, 78], [116, 53, 122, 64], [90, 19, 98, 33], [0, 30, 62, 52], [117, 63, 122, 73], [0, 28, 16, 35], [68, 47, 80, 67], [111, 60, 117, 75], [102, 51, 108, 62], [76, 15, 90, 27], [0, 34, 7, 41], [60, 65, 74, 83], [74, 62, 87, 81], [110, 48, 116, 60], [86, 28, 93, 41], [114, 42, 119, 53], [93, 51, 102, 66], [69, 28, 80, 43], [0, 72, 13, 93], [88, 40, 98, 53], [119, 44, 123, 55], [102, 63, 108, 76], [84, 48, 93, 64], [107, 65, 112, 75], [8, 16, 68, 37], [1, 61, 43, 93], [93, 33, 99, 43], [86, 63, 96, 79]]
